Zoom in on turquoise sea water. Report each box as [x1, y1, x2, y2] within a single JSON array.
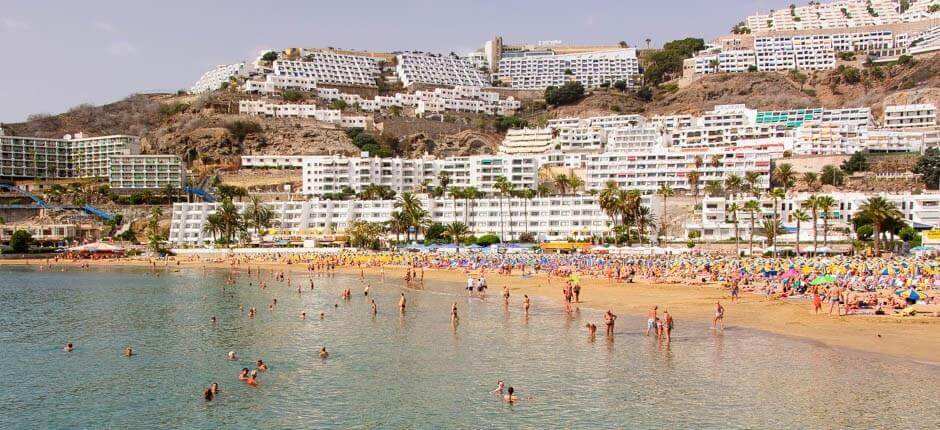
[[0, 265, 938, 429]]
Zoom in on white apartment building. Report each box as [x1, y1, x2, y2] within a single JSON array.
[[169, 195, 655, 245], [396, 53, 489, 87], [547, 114, 645, 131], [108, 155, 185, 191], [755, 107, 873, 128], [744, 0, 935, 33], [238, 100, 370, 128], [300, 154, 540, 197], [271, 54, 380, 88], [496, 49, 640, 89], [688, 48, 758, 74], [650, 115, 696, 132], [497, 128, 556, 155], [584, 143, 784, 195], [702, 105, 758, 127], [883, 103, 938, 128], [240, 155, 306, 169], [605, 127, 664, 152], [191, 63, 245, 94], [667, 124, 791, 148], [556, 127, 606, 153], [792, 121, 925, 154], [0, 132, 140, 179], [313, 85, 520, 116], [687, 191, 940, 243]]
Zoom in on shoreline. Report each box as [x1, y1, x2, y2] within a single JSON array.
[[4, 257, 939, 364]]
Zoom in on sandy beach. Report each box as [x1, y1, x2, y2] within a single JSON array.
[[4, 256, 939, 364]]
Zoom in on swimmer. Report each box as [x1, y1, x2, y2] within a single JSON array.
[[504, 386, 518, 403], [399, 293, 407, 312], [604, 310, 617, 337], [123, 346, 135, 357], [64, 342, 74, 352], [371, 299, 377, 315], [320, 312, 325, 319], [204, 388, 215, 401], [246, 370, 259, 386], [502, 286, 510, 304], [256, 359, 268, 371], [451, 302, 459, 324], [490, 380, 505, 395], [210, 383, 219, 395], [364, 285, 370, 296], [319, 347, 329, 358], [523, 295, 530, 316], [238, 368, 250, 381], [210, 316, 217, 324], [301, 311, 307, 320], [228, 351, 237, 361]]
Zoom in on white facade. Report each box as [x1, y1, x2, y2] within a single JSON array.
[[497, 128, 556, 155], [396, 53, 489, 87], [108, 155, 185, 190], [169, 195, 654, 245], [300, 154, 540, 197], [584, 143, 784, 195], [744, 0, 936, 33], [496, 49, 639, 89], [272, 53, 380, 87], [240, 155, 306, 169], [884, 104, 937, 129], [605, 127, 664, 152], [238, 100, 369, 128], [556, 127, 606, 153], [1, 133, 140, 179], [688, 191, 940, 242], [191, 63, 245, 94]]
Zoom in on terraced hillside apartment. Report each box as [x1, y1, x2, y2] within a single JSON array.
[[238, 100, 371, 128], [496, 49, 640, 89], [108, 155, 185, 191], [191, 63, 245, 94], [249, 52, 381, 92], [168, 194, 659, 245], [0, 130, 139, 179], [743, 0, 937, 33], [883, 103, 938, 128], [395, 53, 490, 87]]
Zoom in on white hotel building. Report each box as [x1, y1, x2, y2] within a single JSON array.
[[300, 154, 540, 196], [108, 155, 185, 191], [497, 128, 557, 155], [496, 49, 640, 89], [687, 192, 940, 242], [396, 53, 490, 87], [168, 195, 653, 245], [584, 143, 784, 195], [0, 131, 140, 179], [883, 103, 937, 129], [191, 63, 245, 94], [272, 53, 380, 87]]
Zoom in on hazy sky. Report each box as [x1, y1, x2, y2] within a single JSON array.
[[0, 0, 795, 123]]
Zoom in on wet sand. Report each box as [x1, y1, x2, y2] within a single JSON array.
[[5, 257, 939, 363]]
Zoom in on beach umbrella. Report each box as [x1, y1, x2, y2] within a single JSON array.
[[780, 268, 800, 279], [896, 289, 922, 301], [810, 274, 836, 285]]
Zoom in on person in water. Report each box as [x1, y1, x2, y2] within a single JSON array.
[[319, 347, 329, 358], [712, 301, 724, 330], [604, 310, 617, 337], [586, 322, 597, 340], [238, 368, 250, 381], [123, 346, 135, 357], [504, 386, 518, 403], [246, 370, 259, 386], [228, 351, 237, 361], [204, 388, 215, 401], [371, 299, 377, 315], [490, 380, 505, 395], [256, 359, 268, 371], [399, 293, 407, 313], [64, 342, 74, 352]]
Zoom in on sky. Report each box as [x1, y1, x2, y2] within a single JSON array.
[[0, 0, 796, 123]]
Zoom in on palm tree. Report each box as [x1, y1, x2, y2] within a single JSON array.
[[725, 174, 743, 199], [244, 196, 278, 239], [857, 196, 903, 256], [727, 202, 741, 255], [766, 188, 786, 255], [387, 210, 407, 243], [203, 213, 222, 244], [744, 200, 761, 256], [554, 174, 571, 195], [773, 163, 796, 190], [704, 180, 724, 198], [448, 186, 464, 224], [802, 195, 820, 255], [494, 176, 513, 242], [464, 186, 480, 228], [802, 172, 819, 190], [567, 175, 585, 194], [645, 38, 652, 49], [656, 183, 674, 242], [792, 208, 810, 255], [517, 188, 535, 236], [394, 192, 425, 242], [759, 219, 785, 248], [215, 198, 245, 244], [709, 154, 723, 169], [687, 170, 701, 199], [599, 181, 622, 241], [618, 189, 642, 246], [744, 171, 762, 197], [442, 221, 471, 249], [815, 195, 836, 246]]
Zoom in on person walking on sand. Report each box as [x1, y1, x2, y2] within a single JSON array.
[[713, 301, 724, 330], [604, 310, 617, 337]]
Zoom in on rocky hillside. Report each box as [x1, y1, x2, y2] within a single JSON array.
[[3, 54, 937, 163]]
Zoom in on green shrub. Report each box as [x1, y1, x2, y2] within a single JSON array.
[[10, 230, 32, 253], [476, 234, 501, 246]]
